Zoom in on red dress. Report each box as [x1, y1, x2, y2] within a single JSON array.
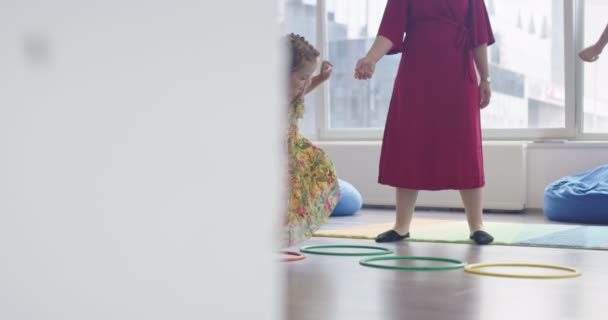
[[377, 0, 495, 190]]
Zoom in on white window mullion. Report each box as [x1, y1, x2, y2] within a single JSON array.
[[315, 0, 330, 140], [571, 0, 585, 139]]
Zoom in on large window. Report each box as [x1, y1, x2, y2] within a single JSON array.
[[582, 0, 608, 134], [481, 0, 566, 129], [326, 0, 397, 129], [283, 0, 606, 140]]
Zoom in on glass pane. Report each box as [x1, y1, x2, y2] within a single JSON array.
[[482, 0, 565, 129], [327, 0, 398, 129], [326, 0, 566, 130], [281, 0, 318, 137], [582, 0, 608, 133]]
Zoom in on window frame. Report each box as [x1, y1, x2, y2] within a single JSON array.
[[310, 0, 608, 141]]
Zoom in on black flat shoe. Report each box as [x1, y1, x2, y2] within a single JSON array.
[[470, 230, 494, 245], [375, 230, 410, 243]]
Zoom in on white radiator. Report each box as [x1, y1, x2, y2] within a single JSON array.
[[319, 141, 527, 211]]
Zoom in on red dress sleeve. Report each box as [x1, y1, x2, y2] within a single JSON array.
[[377, 0, 408, 55], [468, 0, 495, 48]]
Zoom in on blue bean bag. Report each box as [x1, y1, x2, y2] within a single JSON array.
[[331, 179, 363, 217], [544, 165, 608, 224]]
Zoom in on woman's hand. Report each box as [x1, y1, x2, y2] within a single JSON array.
[[579, 44, 602, 62], [354, 56, 377, 80], [479, 80, 491, 109]]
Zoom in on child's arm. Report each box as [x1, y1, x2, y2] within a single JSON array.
[[579, 23, 608, 62], [305, 61, 333, 95]]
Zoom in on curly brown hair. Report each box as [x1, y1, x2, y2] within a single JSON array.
[[287, 33, 319, 72]]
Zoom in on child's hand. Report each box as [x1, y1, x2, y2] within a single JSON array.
[[319, 61, 333, 81], [579, 44, 602, 62]]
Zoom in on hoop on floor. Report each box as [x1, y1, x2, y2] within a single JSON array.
[[359, 256, 466, 271], [300, 245, 393, 256], [280, 250, 305, 262], [464, 262, 581, 279]]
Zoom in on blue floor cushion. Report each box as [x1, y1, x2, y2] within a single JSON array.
[[331, 179, 363, 217], [544, 165, 608, 224]]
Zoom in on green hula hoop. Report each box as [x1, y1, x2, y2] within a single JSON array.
[[300, 244, 393, 256], [360, 255, 467, 271]]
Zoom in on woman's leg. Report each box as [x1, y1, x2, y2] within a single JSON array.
[[376, 188, 418, 242], [393, 188, 418, 235], [459, 187, 484, 232], [459, 187, 493, 244]]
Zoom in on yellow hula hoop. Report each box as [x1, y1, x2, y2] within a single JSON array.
[[464, 262, 581, 279]]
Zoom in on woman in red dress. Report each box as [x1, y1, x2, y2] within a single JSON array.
[[355, 0, 495, 244]]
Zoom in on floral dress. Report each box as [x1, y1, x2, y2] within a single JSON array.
[[285, 98, 340, 246]]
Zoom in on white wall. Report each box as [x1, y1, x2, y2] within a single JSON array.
[[0, 1, 282, 319], [319, 141, 608, 210]]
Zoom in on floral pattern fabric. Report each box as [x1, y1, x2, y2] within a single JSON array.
[[284, 98, 340, 246]]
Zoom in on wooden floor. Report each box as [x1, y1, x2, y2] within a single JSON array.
[[285, 208, 607, 320]]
